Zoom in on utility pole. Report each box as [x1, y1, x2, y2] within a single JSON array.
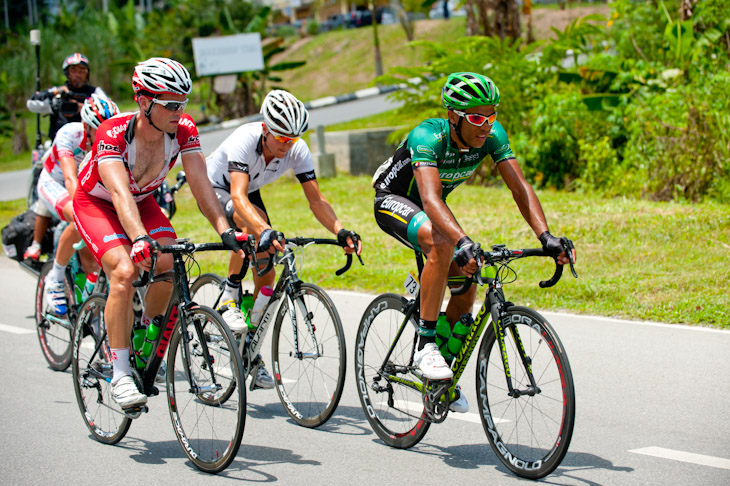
[[370, 0, 383, 77]]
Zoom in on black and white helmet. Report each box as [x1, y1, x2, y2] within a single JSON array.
[[260, 90, 309, 137], [132, 57, 192, 97]]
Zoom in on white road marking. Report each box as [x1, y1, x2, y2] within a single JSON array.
[[629, 447, 730, 470], [0, 323, 34, 335]]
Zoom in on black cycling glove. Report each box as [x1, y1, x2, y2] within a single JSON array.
[[221, 228, 248, 252], [454, 236, 475, 268], [539, 231, 564, 256], [337, 228, 360, 248], [258, 229, 284, 253]]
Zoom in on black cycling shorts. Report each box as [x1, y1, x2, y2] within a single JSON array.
[[373, 191, 430, 252]]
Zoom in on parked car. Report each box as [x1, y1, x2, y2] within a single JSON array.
[[429, 0, 466, 19]]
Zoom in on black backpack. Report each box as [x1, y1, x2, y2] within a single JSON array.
[[1, 210, 56, 261]]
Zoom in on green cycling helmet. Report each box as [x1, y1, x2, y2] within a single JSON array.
[[441, 72, 500, 110]]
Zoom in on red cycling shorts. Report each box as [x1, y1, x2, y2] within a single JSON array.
[[72, 190, 177, 266]]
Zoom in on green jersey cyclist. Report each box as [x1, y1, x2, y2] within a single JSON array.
[[372, 72, 576, 413]]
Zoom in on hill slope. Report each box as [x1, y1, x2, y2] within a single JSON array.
[[272, 5, 610, 101]]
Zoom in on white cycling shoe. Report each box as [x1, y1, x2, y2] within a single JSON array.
[[44, 278, 68, 316], [111, 375, 147, 409], [217, 300, 247, 335], [414, 342, 454, 380], [449, 385, 469, 413]]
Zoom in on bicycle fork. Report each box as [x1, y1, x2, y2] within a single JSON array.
[[490, 298, 541, 398]]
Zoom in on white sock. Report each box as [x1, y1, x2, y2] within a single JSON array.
[[48, 260, 65, 282], [111, 348, 131, 384], [221, 278, 240, 304]]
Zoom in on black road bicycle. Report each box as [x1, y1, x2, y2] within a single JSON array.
[[355, 240, 577, 479], [190, 236, 359, 428], [71, 238, 248, 473]]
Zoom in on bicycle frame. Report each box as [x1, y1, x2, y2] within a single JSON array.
[[81, 242, 226, 398], [372, 261, 540, 406]]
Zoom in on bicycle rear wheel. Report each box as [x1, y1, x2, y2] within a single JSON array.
[[35, 261, 74, 371], [354, 293, 430, 448], [476, 306, 575, 479], [189, 273, 224, 309], [71, 294, 132, 444], [167, 305, 246, 473], [271, 283, 346, 428]]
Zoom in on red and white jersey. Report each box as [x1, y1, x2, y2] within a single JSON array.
[[78, 112, 201, 203], [42, 122, 88, 184]]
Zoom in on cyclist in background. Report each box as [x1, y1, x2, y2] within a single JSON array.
[[35, 94, 119, 316], [73, 57, 245, 410], [25, 53, 107, 262], [206, 89, 363, 389], [372, 72, 576, 412]]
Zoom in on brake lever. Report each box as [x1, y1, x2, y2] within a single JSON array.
[[560, 237, 578, 279]]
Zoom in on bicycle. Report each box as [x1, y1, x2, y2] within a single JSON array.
[[190, 236, 360, 428], [355, 240, 577, 479], [34, 172, 187, 371], [71, 237, 248, 473]]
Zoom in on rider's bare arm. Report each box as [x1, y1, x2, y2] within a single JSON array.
[[59, 156, 79, 200], [300, 180, 362, 255], [497, 159, 549, 239], [414, 166, 465, 245], [98, 161, 147, 241], [498, 159, 575, 264], [182, 151, 230, 236], [229, 170, 271, 237]]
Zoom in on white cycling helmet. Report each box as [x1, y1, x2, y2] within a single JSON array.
[[260, 90, 309, 137], [132, 57, 192, 97], [80, 94, 120, 129]]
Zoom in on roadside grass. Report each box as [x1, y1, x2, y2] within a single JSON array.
[[8, 170, 721, 328]]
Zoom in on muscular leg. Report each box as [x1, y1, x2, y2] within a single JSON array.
[[230, 208, 275, 298], [102, 246, 138, 349], [416, 221, 454, 322], [445, 260, 477, 325]]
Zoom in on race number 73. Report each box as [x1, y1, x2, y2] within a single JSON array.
[[403, 271, 419, 297]]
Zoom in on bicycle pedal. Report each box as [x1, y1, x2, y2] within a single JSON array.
[[122, 404, 149, 419]]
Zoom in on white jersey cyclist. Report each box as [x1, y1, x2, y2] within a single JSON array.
[[41, 122, 88, 183], [207, 121, 316, 193]]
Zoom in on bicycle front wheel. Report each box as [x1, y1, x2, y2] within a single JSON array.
[[167, 305, 246, 473], [71, 294, 131, 444], [476, 306, 575, 479], [189, 273, 225, 309], [272, 283, 346, 428], [354, 293, 430, 449], [35, 261, 74, 371]]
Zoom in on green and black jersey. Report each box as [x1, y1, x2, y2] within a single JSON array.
[[372, 118, 515, 204]]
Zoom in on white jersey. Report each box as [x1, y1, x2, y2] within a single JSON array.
[[206, 122, 316, 192], [42, 122, 88, 184]]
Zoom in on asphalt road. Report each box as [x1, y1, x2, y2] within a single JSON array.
[[0, 93, 400, 203], [1, 255, 728, 485]]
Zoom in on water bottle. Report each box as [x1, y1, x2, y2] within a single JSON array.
[[81, 272, 98, 301], [446, 314, 473, 357], [248, 286, 273, 330], [73, 272, 85, 303], [240, 290, 254, 328], [434, 312, 452, 360], [141, 315, 163, 358], [132, 322, 146, 369]]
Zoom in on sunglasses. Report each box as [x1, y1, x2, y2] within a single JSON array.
[[149, 97, 189, 112], [452, 109, 497, 127], [272, 134, 299, 144]]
